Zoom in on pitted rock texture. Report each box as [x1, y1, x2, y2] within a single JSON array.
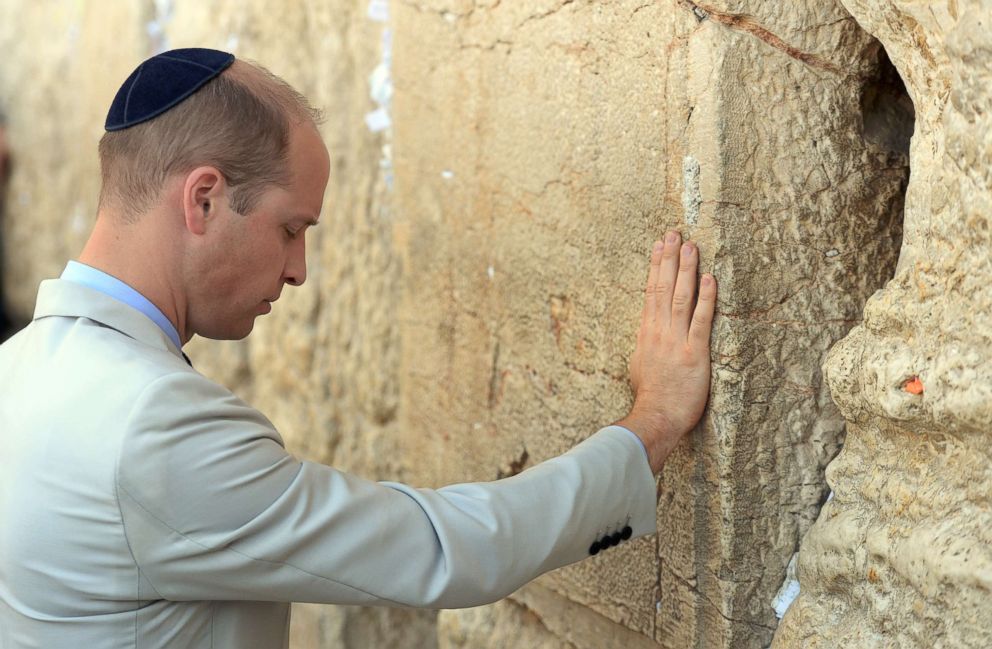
[[391, 1, 906, 646], [772, 1, 992, 647], [439, 583, 666, 649]]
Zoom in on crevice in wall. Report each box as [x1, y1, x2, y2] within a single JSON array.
[[860, 45, 915, 158], [677, 0, 842, 73], [773, 38, 914, 626]]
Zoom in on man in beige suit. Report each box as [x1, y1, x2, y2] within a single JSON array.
[[0, 49, 717, 648]]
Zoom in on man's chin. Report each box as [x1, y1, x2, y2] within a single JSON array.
[[198, 319, 256, 341]]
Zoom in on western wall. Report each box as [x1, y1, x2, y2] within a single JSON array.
[[0, 1, 987, 647]]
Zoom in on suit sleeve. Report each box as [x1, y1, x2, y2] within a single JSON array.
[[116, 371, 658, 608]]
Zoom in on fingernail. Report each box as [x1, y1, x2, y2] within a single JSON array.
[[702, 274, 712, 286], [653, 240, 664, 252], [666, 232, 678, 244], [681, 243, 693, 257]]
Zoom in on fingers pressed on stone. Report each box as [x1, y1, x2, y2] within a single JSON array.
[[671, 242, 697, 332], [642, 240, 663, 326], [656, 230, 681, 324], [690, 274, 717, 346]]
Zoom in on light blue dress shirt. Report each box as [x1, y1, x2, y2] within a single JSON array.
[[57, 261, 648, 461], [61, 260, 183, 351]]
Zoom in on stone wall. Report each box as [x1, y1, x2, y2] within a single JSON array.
[[390, 1, 907, 646], [0, 1, 986, 648], [773, 1, 992, 647]]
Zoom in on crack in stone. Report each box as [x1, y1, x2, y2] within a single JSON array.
[[654, 532, 661, 640], [663, 559, 777, 634], [518, 0, 576, 29], [677, 0, 842, 74], [487, 339, 502, 408]]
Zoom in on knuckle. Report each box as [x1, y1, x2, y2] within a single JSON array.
[[671, 292, 691, 310]]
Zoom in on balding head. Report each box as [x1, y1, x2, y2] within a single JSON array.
[[81, 58, 330, 344], [97, 59, 323, 222]]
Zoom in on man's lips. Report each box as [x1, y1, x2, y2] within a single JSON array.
[[260, 294, 280, 313]]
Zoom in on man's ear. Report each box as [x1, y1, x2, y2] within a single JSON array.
[[182, 166, 226, 235]]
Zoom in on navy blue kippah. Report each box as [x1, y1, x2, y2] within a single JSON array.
[[105, 48, 235, 131]]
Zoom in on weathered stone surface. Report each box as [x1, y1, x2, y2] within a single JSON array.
[[439, 583, 666, 649], [773, 1, 992, 647], [392, 1, 906, 646], [438, 595, 570, 649], [0, 0, 146, 317]]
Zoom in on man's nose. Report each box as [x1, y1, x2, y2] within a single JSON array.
[[284, 238, 307, 287]]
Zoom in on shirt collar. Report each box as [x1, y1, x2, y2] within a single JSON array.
[[60, 261, 183, 351]]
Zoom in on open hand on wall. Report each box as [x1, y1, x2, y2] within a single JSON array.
[[615, 231, 716, 474]]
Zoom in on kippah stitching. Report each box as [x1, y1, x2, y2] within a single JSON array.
[[104, 48, 235, 131], [121, 64, 146, 127], [156, 54, 219, 73]]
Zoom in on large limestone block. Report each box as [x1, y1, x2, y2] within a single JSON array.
[[439, 583, 665, 649], [773, 1, 992, 647], [392, 1, 908, 646]]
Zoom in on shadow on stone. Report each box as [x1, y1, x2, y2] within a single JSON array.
[[861, 43, 915, 160], [0, 108, 22, 343]]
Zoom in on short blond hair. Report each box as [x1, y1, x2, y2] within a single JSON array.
[[97, 59, 323, 222]]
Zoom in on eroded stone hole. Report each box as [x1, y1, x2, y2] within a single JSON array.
[[860, 44, 915, 163], [774, 39, 915, 623], [845, 38, 913, 319], [826, 37, 915, 511]]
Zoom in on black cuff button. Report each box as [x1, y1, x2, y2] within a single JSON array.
[[610, 532, 622, 546], [621, 525, 633, 540], [589, 541, 601, 555]]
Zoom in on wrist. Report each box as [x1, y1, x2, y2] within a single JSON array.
[[612, 409, 674, 473]]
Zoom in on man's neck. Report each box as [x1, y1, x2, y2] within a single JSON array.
[[78, 214, 190, 344]]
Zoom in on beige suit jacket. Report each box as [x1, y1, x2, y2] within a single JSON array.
[[0, 278, 658, 648]]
